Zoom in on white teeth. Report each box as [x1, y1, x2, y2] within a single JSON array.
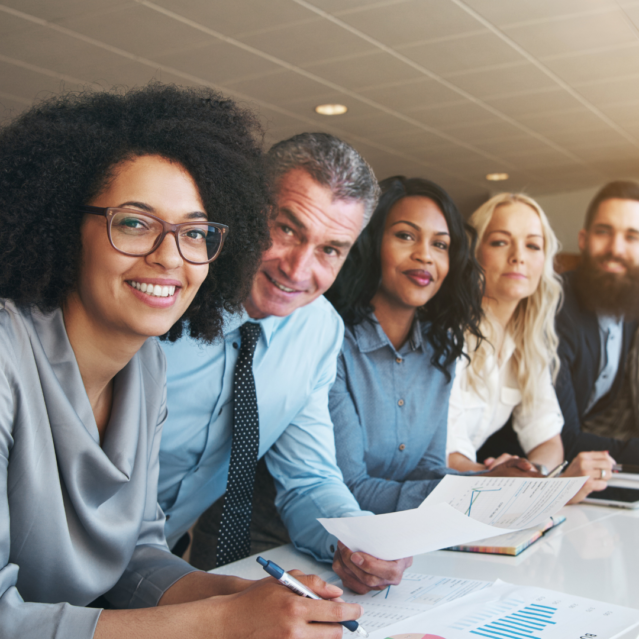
[[272, 280, 295, 292], [130, 281, 178, 298]]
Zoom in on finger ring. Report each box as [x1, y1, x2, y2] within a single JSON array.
[[600, 468, 607, 480]]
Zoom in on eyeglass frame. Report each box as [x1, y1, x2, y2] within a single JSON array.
[[78, 205, 229, 264]]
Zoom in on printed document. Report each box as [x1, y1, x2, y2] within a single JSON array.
[[369, 580, 639, 639], [318, 476, 586, 560]]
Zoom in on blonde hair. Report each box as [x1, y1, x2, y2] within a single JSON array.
[[466, 193, 563, 413]]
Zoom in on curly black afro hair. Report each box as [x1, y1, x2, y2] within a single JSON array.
[[0, 83, 271, 342]]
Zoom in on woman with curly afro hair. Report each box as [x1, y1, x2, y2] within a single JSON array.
[[0, 85, 353, 639]]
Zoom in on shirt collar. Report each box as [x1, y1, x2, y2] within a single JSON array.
[[354, 314, 424, 355], [225, 306, 283, 347]]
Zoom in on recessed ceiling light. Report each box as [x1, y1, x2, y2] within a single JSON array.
[[315, 104, 348, 116], [486, 172, 509, 181]]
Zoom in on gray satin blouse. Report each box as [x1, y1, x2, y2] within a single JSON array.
[[0, 300, 196, 638]]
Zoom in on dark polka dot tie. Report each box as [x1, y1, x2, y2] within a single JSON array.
[[216, 321, 261, 567]]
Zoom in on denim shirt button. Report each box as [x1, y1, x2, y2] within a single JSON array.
[[398, 398, 404, 406], [399, 443, 406, 451]]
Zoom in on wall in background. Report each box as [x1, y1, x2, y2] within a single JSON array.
[[533, 186, 600, 253]]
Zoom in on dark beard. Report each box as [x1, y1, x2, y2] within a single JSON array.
[[574, 252, 639, 320]]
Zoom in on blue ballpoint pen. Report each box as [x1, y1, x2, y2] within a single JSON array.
[[257, 556, 369, 637]]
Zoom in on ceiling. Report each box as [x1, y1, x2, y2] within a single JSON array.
[[2, 0, 639, 213]]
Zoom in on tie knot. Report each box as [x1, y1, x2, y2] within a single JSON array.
[[240, 322, 261, 353]]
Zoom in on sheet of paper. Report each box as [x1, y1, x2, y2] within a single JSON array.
[[319, 502, 518, 560], [319, 476, 586, 560], [421, 475, 587, 530], [369, 580, 639, 639], [320, 571, 491, 635]]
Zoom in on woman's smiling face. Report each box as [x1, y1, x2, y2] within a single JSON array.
[[372, 196, 450, 313], [73, 155, 210, 339]]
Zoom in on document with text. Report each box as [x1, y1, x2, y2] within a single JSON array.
[[318, 475, 586, 560]]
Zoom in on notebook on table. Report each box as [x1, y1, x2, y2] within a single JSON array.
[[445, 514, 565, 556]]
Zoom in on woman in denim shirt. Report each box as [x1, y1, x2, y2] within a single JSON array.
[[326, 177, 485, 514]]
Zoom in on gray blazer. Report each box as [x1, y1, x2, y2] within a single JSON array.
[[0, 300, 195, 639]]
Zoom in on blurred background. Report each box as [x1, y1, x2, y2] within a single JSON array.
[[2, 0, 639, 254]]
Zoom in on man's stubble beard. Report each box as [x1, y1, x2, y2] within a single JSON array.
[[574, 250, 639, 320]]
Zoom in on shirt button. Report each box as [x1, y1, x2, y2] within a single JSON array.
[[399, 444, 406, 451], [398, 399, 404, 406], [396, 357, 402, 363], [232, 342, 238, 349], [165, 514, 171, 520]]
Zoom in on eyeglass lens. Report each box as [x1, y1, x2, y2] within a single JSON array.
[[110, 210, 222, 263]]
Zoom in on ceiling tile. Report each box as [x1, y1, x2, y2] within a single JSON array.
[[462, 0, 616, 27], [328, 112, 424, 139], [357, 79, 464, 112], [149, 41, 282, 86], [399, 31, 525, 76], [236, 18, 375, 67], [369, 128, 453, 152], [334, 0, 484, 46], [575, 76, 639, 107], [0, 10, 41, 37], [436, 118, 529, 144], [57, 4, 214, 59], [302, 51, 423, 90], [145, 0, 315, 38], [596, 101, 639, 129], [0, 26, 122, 76], [0, 0, 132, 22], [406, 100, 500, 129], [483, 89, 585, 118], [542, 44, 639, 85], [503, 10, 636, 58], [446, 62, 557, 98], [223, 70, 339, 104]]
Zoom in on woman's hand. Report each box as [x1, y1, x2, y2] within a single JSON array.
[[213, 572, 361, 639], [483, 453, 518, 470], [563, 451, 615, 504]]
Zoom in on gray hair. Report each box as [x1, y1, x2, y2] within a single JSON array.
[[266, 132, 380, 225]]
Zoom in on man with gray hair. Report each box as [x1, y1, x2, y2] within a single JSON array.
[[158, 133, 411, 594]]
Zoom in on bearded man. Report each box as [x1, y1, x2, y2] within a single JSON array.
[[556, 181, 639, 464]]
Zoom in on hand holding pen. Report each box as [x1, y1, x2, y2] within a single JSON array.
[[258, 556, 369, 637]]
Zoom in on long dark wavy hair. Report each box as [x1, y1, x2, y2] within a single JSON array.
[[326, 176, 484, 379], [0, 84, 271, 343]]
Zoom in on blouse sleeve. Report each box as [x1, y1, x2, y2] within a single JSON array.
[[330, 351, 443, 514], [446, 358, 481, 462], [511, 366, 564, 454], [0, 366, 102, 639], [105, 357, 197, 610]]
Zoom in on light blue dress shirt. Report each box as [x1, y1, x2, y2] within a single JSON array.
[[585, 313, 624, 414], [329, 316, 456, 514], [158, 296, 364, 561]]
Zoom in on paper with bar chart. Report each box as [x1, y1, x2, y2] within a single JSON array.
[[318, 476, 587, 560], [370, 581, 639, 639]]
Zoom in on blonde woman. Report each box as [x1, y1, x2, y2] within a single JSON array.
[[446, 194, 612, 499]]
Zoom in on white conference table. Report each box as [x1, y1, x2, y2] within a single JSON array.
[[213, 502, 639, 637]]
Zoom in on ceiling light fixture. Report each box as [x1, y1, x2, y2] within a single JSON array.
[[486, 173, 509, 181], [315, 103, 348, 116]]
